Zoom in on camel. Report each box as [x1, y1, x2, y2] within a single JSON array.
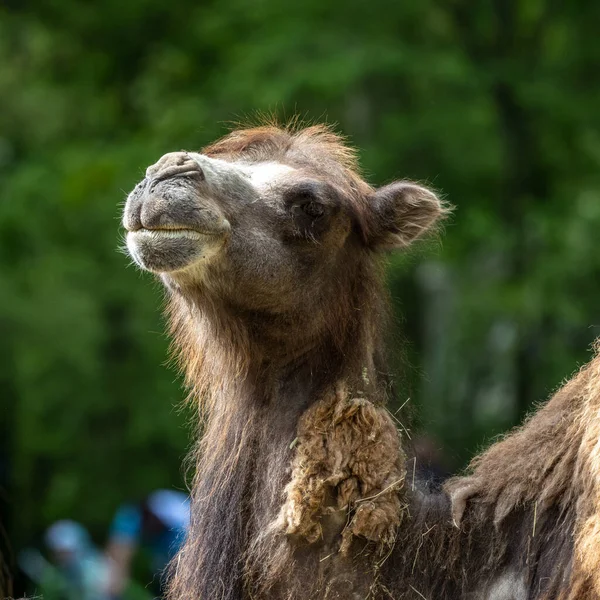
[[122, 122, 600, 600]]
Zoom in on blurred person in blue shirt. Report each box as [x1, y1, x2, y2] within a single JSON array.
[[105, 489, 189, 599], [19, 519, 110, 600]]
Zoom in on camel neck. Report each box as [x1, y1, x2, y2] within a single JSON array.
[[166, 288, 394, 600]]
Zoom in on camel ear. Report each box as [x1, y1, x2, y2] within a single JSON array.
[[368, 181, 447, 250]]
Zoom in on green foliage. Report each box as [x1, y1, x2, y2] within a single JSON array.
[[1, 0, 599, 565]]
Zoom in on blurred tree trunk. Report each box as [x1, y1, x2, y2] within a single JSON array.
[[447, 0, 553, 421]]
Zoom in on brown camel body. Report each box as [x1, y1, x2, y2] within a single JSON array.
[[122, 123, 600, 599]]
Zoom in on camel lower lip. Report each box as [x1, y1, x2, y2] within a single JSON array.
[[126, 229, 225, 273]]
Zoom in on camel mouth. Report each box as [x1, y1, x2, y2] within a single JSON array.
[[126, 227, 228, 273], [128, 227, 222, 237]]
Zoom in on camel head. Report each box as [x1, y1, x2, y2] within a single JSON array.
[[123, 125, 445, 357]]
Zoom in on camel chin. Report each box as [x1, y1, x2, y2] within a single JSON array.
[[126, 228, 226, 273]]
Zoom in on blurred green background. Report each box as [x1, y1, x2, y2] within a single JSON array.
[[1, 0, 600, 595]]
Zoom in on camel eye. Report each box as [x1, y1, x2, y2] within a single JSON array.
[[302, 201, 325, 219], [290, 196, 325, 220], [287, 184, 330, 231]]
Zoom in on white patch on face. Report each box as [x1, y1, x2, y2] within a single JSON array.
[[242, 162, 295, 190], [186, 154, 294, 199]]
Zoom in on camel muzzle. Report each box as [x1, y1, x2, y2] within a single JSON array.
[[123, 152, 231, 273]]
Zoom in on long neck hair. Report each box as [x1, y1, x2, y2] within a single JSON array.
[[165, 250, 391, 600]]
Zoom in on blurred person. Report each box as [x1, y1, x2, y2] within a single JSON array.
[[19, 519, 110, 600], [105, 489, 189, 599]]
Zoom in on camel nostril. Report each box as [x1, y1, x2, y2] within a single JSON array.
[[188, 165, 205, 181], [152, 162, 205, 185]]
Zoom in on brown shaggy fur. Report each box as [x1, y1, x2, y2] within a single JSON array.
[[276, 382, 406, 553], [375, 346, 600, 599], [123, 122, 600, 600], [440, 346, 600, 599]]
